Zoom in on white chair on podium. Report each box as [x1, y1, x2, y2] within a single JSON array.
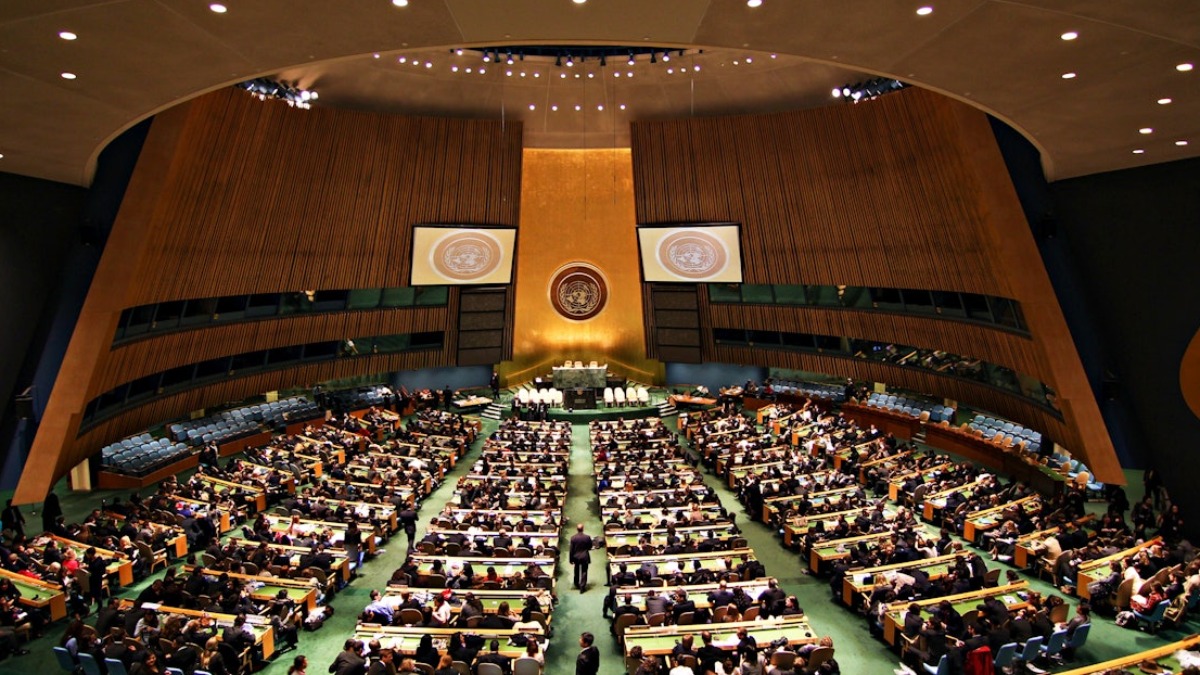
[[564, 360, 572, 368], [518, 389, 530, 406], [614, 387, 626, 407], [531, 390, 543, 405], [554, 389, 564, 407], [603, 387, 615, 407], [637, 387, 650, 405], [574, 360, 583, 368], [589, 360, 598, 368], [626, 386, 637, 406]]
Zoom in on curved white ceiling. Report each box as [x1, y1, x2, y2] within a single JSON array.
[[1, 0, 1197, 185]]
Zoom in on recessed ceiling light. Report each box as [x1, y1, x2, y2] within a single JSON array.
[[1178, 63, 1194, 72], [573, 0, 586, 4], [597, 105, 604, 111], [398, 57, 407, 63], [0, 153, 4, 159], [745, 57, 753, 63], [451, 66, 459, 72], [574, 105, 581, 111], [60, 72, 76, 80], [533, 72, 540, 78], [916, 6, 933, 16], [373, 53, 380, 59], [478, 68, 485, 74], [619, 104, 626, 110], [58, 31, 77, 40], [1176, 140, 1189, 146], [1158, 97, 1172, 105], [392, 0, 408, 6], [1060, 31, 1078, 41], [209, 3, 227, 13], [529, 104, 536, 110], [551, 105, 558, 111], [1132, 149, 1145, 154], [425, 62, 432, 68], [747, 0, 763, 7], [1139, 127, 1154, 134], [1061, 72, 1076, 79]]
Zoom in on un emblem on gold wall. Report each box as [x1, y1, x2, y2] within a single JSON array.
[[549, 263, 608, 321]]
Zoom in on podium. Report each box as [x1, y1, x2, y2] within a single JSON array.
[[564, 388, 597, 410]]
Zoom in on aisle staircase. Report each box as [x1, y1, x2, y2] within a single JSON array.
[[480, 402, 506, 420], [657, 399, 677, 418]]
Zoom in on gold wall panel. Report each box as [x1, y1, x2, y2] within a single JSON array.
[[504, 149, 661, 385]]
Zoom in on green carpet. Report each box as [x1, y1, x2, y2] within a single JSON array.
[[0, 416, 1188, 675]]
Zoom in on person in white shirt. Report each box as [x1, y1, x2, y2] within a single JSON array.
[[669, 656, 696, 675], [431, 595, 452, 626]]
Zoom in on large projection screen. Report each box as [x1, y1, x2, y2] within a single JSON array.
[[637, 223, 743, 283], [411, 226, 517, 285]]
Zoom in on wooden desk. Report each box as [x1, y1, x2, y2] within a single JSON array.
[[261, 514, 382, 554], [881, 582, 1031, 646], [1077, 537, 1162, 600], [384, 585, 553, 619], [781, 504, 897, 549], [961, 495, 1042, 544], [195, 475, 269, 512], [1056, 633, 1200, 675], [607, 548, 756, 578], [104, 511, 189, 558], [171, 496, 234, 532], [41, 534, 134, 586], [624, 616, 818, 658], [887, 462, 953, 502], [227, 537, 351, 583], [612, 579, 776, 613], [923, 424, 1070, 496], [808, 531, 899, 575], [353, 623, 543, 660], [1013, 515, 1095, 570], [0, 567, 66, 621], [119, 600, 275, 660], [184, 565, 319, 612], [842, 553, 963, 608]]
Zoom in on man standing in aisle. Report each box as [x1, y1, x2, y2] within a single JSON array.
[[576, 632, 600, 675], [570, 523, 592, 592]]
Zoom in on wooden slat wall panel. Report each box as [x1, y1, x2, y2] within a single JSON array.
[[18, 89, 523, 503], [631, 88, 1008, 296], [713, 345, 1077, 455], [74, 351, 443, 458], [629, 87, 1119, 483], [706, 304, 1043, 382], [131, 90, 523, 302], [97, 307, 451, 391]]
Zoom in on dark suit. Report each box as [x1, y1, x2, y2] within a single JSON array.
[[569, 531, 592, 590], [474, 651, 511, 675], [576, 645, 600, 675], [328, 649, 367, 675]]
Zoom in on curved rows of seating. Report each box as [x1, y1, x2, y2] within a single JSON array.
[[168, 396, 320, 445], [772, 380, 846, 403], [100, 435, 192, 475], [866, 392, 954, 423], [328, 384, 393, 411], [968, 415, 1043, 454]]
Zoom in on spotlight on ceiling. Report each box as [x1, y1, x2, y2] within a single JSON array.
[[833, 77, 907, 102], [555, 54, 562, 67], [650, 52, 657, 64], [747, 0, 763, 6], [600, 54, 607, 67]]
